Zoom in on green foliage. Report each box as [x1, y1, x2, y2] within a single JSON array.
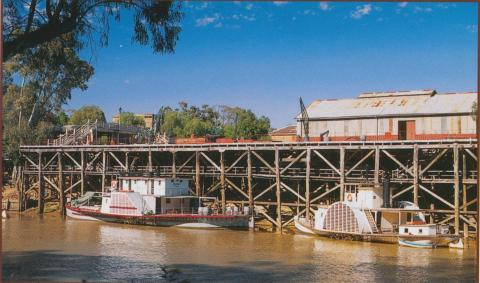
[[5, 34, 94, 128], [119, 112, 146, 127], [219, 106, 271, 139], [3, 85, 59, 163], [98, 136, 110, 145], [70, 105, 106, 125], [57, 111, 70, 126], [159, 102, 270, 139], [3, 35, 94, 164]]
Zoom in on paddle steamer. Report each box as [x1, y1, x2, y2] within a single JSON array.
[[294, 181, 461, 248], [67, 176, 250, 229]]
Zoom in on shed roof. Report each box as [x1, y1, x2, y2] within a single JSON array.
[[297, 91, 476, 120], [270, 125, 297, 136]]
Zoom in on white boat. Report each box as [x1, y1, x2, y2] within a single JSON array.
[[67, 176, 250, 229], [294, 183, 459, 248], [398, 239, 435, 248], [293, 216, 316, 235]]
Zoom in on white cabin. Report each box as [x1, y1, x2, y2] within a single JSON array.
[[118, 177, 189, 197], [344, 184, 383, 209], [399, 224, 437, 236], [101, 177, 192, 215]]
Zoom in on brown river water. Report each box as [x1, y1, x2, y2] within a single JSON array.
[[2, 212, 476, 282]]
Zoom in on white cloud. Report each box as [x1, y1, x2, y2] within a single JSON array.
[[414, 6, 432, 13], [466, 25, 478, 33], [273, 1, 288, 6], [245, 3, 253, 10], [438, 3, 456, 9], [214, 22, 223, 28], [119, 44, 123, 48], [319, 2, 330, 11], [231, 13, 256, 22], [303, 9, 317, 16], [196, 16, 217, 27], [351, 4, 372, 19], [398, 2, 408, 8]]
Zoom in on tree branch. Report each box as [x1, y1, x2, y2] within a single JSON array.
[[4, 19, 77, 61], [25, 0, 38, 33]]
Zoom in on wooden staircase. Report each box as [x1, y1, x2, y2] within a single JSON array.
[[364, 210, 379, 234], [54, 120, 96, 145]]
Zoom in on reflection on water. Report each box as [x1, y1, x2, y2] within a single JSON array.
[[2, 213, 476, 282]]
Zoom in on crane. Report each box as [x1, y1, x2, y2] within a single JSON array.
[[153, 107, 164, 136], [299, 97, 309, 142]]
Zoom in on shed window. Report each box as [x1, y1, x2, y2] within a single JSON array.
[[166, 198, 171, 204], [419, 229, 423, 234], [404, 228, 408, 233]]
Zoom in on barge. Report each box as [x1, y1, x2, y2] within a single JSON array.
[[67, 176, 250, 229], [294, 181, 461, 248]]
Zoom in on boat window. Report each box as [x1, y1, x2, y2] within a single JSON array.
[[404, 228, 408, 233], [413, 215, 422, 221], [419, 229, 423, 234]]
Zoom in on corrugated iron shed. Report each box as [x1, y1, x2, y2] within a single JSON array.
[[297, 90, 476, 120]]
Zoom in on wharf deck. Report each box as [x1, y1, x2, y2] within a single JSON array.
[[17, 139, 478, 234]]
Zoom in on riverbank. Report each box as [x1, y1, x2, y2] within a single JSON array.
[[2, 212, 476, 282]]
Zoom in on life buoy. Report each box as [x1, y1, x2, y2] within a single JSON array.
[[347, 194, 353, 202]]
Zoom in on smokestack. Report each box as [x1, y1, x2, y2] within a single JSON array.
[[382, 174, 390, 208]]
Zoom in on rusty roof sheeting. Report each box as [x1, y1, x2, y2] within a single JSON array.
[[297, 92, 476, 120], [270, 125, 297, 135]]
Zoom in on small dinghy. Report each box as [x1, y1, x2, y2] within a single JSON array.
[[398, 239, 435, 248]]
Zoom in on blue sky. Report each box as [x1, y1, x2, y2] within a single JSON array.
[[68, 2, 478, 128]]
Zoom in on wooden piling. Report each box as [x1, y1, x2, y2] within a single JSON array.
[[38, 152, 44, 214], [220, 151, 226, 213], [195, 151, 201, 197], [58, 152, 65, 216], [172, 151, 176, 178], [339, 147, 345, 201], [453, 144, 460, 235], [413, 145, 419, 206], [374, 146, 380, 186], [305, 148, 311, 219], [125, 152, 129, 172], [148, 150, 153, 173], [80, 151, 85, 195], [462, 152, 468, 240], [275, 148, 281, 230], [247, 149, 254, 219], [101, 151, 106, 193]]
